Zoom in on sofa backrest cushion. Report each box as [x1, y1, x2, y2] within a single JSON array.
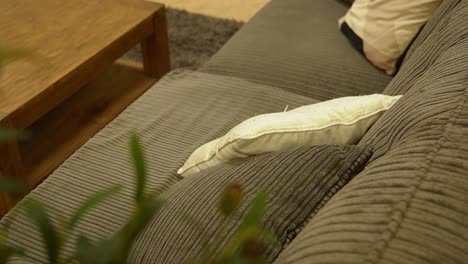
[[360, 0, 467, 160], [201, 0, 393, 100], [273, 1, 468, 263]]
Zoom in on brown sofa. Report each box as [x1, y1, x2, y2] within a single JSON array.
[[2, 0, 467, 263]]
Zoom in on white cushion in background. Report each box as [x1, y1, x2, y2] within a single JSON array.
[[338, 0, 440, 75], [178, 94, 402, 176]]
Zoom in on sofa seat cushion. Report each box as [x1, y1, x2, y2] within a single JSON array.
[[201, 0, 393, 100], [0, 71, 320, 263], [128, 144, 373, 263]]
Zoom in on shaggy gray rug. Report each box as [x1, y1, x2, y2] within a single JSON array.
[[124, 8, 243, 70]]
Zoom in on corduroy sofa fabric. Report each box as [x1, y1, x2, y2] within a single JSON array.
[[200, 0, 392, 100], [360, 0, 467, 160], [275, 80, 468, 264], [1, 0, 467, 262], [128, 144, 373, 263], [0, 71, 320, 263], [274, 1, 468, 263]]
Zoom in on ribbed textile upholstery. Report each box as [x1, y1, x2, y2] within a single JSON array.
[[361, 0, 467, 160], [0, 71, 319, 263], [128, 145, 373, 263], [200, 0, 393, 100], [274, 1, 468, 263], [2, 0, 467, 262]]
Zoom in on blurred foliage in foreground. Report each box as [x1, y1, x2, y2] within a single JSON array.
[[0, 47, 31, 67], [0, 48, 275, 263], [0, 134, 275, 264]]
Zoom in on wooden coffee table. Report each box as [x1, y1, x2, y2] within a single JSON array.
[[0, 0, 170, 214]]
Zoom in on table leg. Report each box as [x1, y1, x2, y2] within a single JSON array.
[[0, 193, 13, 217], [141, 7, 171, 78], [0, 141, 25, 216]]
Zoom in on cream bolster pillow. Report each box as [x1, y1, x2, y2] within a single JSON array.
[[178, 94, 402, 176]]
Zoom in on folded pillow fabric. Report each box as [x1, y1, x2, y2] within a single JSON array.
[[128, 144, 373, 264], [178, 94, 400, 177], [338, 0, 441, 75]]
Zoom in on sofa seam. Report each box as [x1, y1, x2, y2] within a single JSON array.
[[365, 87, 468, 263], [278, 146, 373, 256]]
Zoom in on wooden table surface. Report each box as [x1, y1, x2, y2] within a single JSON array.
[[0, 0, 170, 216], [0, 0, 163, 128]]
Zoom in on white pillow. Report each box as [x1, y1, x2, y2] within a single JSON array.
[[338, 0, 440, 75], [178, 94, 401, 177]]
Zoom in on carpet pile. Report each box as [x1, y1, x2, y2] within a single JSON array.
[[124, 8, 243, 69]]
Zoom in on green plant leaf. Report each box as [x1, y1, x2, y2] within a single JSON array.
[[0, 47, 31, 66], [23, 200, 60, 264], [219, 183, 243, 216], [215, 225, 262, 262], [75, 196, 163, 264], [0, 228, 23, 264], [68, 185, 122, 229], [0, 177, 25, 192], [108, 196, 164, 263], [75, 236, 96, 263], [234, 226, 263, 245], [214, 192, 269, 261], [125, 196, 164, 242], [138, 197, 165, 228], [241, 192, 268, 229], [260, 230, 279, 247], [76, 235, 121, 264], [0, 245, 21, 264], [219, 255, 244, 264], [130, 133, 146, 203], [251, 255, 268, 264], [0, 128, 30, 142]]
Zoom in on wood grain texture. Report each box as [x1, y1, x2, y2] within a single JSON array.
[[0, 119, 26, 180], [0, 141, 25, 217], [20, 59, 157, 187], [0, 0, 170, 216], [0, 142, 25, 179], [0, 194, 12, 217], [0, 0, 163, 128], [0, 59, 158, 216]]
